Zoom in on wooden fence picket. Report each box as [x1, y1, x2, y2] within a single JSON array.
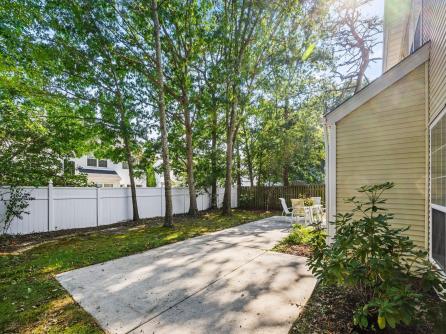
[[238, 184, 325, 210]]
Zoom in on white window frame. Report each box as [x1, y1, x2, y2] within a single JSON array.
[[428, 107, 446, 271], [98, 159, 108, 168], [87, 156, 98, 167]]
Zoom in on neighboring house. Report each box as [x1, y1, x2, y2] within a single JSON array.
[[71, 156, 146, 188], [324, 0, 446, 272]]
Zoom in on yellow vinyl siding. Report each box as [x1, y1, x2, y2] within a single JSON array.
[[423, 0, 446, 121], [336, 64, 427, 248], [383, 0, 411, 71]]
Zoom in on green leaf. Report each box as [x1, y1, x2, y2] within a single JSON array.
[[302, 43, 316, 61], [377, 316, 386, 329]]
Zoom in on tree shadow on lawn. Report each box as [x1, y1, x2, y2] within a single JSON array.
[[0, 209, 275, 333]]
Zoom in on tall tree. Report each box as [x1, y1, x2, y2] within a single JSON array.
[[39, 1, 146, 220], [151, 0, 174, 227], [220, 0, 267, 214], [157, 0, 213, 216]]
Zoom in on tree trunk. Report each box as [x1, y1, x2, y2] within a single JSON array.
[[257, 154, 263, 187], [222, 131, 234, 215], [123, 134, 140, 221], [222, 86, 237, 215], [282, 97, 290, 186], [182, 96, 198, 216], [112, 71, 139, 222], [152, 0, 173, 227], [241, 125, 254, 187], [236, 141, 242, 187], [210, 106, 218, 209]]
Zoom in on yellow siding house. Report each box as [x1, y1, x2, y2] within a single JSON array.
[[324, 0, 446, 273]]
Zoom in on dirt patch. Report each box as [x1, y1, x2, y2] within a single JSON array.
[[279, 244, 312, 257]]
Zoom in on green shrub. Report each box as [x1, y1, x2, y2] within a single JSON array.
[[282, 224, 314, 246], [308, 182, 446, 331], [274, 223, 326, 256]]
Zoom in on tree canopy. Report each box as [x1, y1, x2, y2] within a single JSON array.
[[0, 0, 382, 221]]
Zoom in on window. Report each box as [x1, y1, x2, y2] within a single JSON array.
[[103, 184, 113, 188], [98, 159, 108, 168], [87, 157, 97, 167], [431, 112, 446, 271], [122, 161, 129, 169]]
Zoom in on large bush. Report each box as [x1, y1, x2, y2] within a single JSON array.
[[308, 182, 446, 331]]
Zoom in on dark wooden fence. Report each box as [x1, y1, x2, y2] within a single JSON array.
[[238, 184, 325, 210]]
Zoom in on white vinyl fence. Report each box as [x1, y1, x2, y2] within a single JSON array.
[[1, 185, 237, 235]]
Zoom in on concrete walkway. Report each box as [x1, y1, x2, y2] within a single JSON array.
[[56, 216, 316, 334]]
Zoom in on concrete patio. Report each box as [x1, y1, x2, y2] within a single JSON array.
[[56, 216, 316, 334]]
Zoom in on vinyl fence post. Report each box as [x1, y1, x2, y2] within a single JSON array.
[[160, 185, 163, 216], [48, 181, 54, 232], [96, 186, 101, 226]]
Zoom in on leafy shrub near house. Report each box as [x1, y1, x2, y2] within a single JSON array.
[[308, 182, 446, 331]]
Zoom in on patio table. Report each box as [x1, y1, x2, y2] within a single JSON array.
[[290, 199, 314, 225]]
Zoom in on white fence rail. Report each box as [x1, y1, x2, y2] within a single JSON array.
[[1, 185, 237, 235]]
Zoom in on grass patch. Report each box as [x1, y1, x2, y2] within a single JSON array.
[[0, 209, 273, 334]]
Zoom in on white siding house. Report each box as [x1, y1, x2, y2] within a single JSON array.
[[72, 156, 146, 188]]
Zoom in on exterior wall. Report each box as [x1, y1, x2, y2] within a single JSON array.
[[383, 0, 411, 71], [336, 64, 427, 247], [423, 0, 446, 121], [383, 0, 446, 121], [401, 0, 423, 59]]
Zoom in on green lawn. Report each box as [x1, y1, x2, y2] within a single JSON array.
[[0, 209, 273, 334]]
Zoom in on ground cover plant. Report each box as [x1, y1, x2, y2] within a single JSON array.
[[273, 223, 322, 257], [0, 209, 273, 334]]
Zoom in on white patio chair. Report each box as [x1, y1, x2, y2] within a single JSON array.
[[310, 197, 322, 221], [291, 198, 313, 225], [279, 198, 294, 220]]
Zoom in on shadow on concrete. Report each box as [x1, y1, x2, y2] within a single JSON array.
[[57, 216, 316, 334]]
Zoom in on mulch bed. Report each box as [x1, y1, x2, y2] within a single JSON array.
[[290, 283, 446, 334], [278, 244, 312, 257], [273, 242, 446, 333]]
